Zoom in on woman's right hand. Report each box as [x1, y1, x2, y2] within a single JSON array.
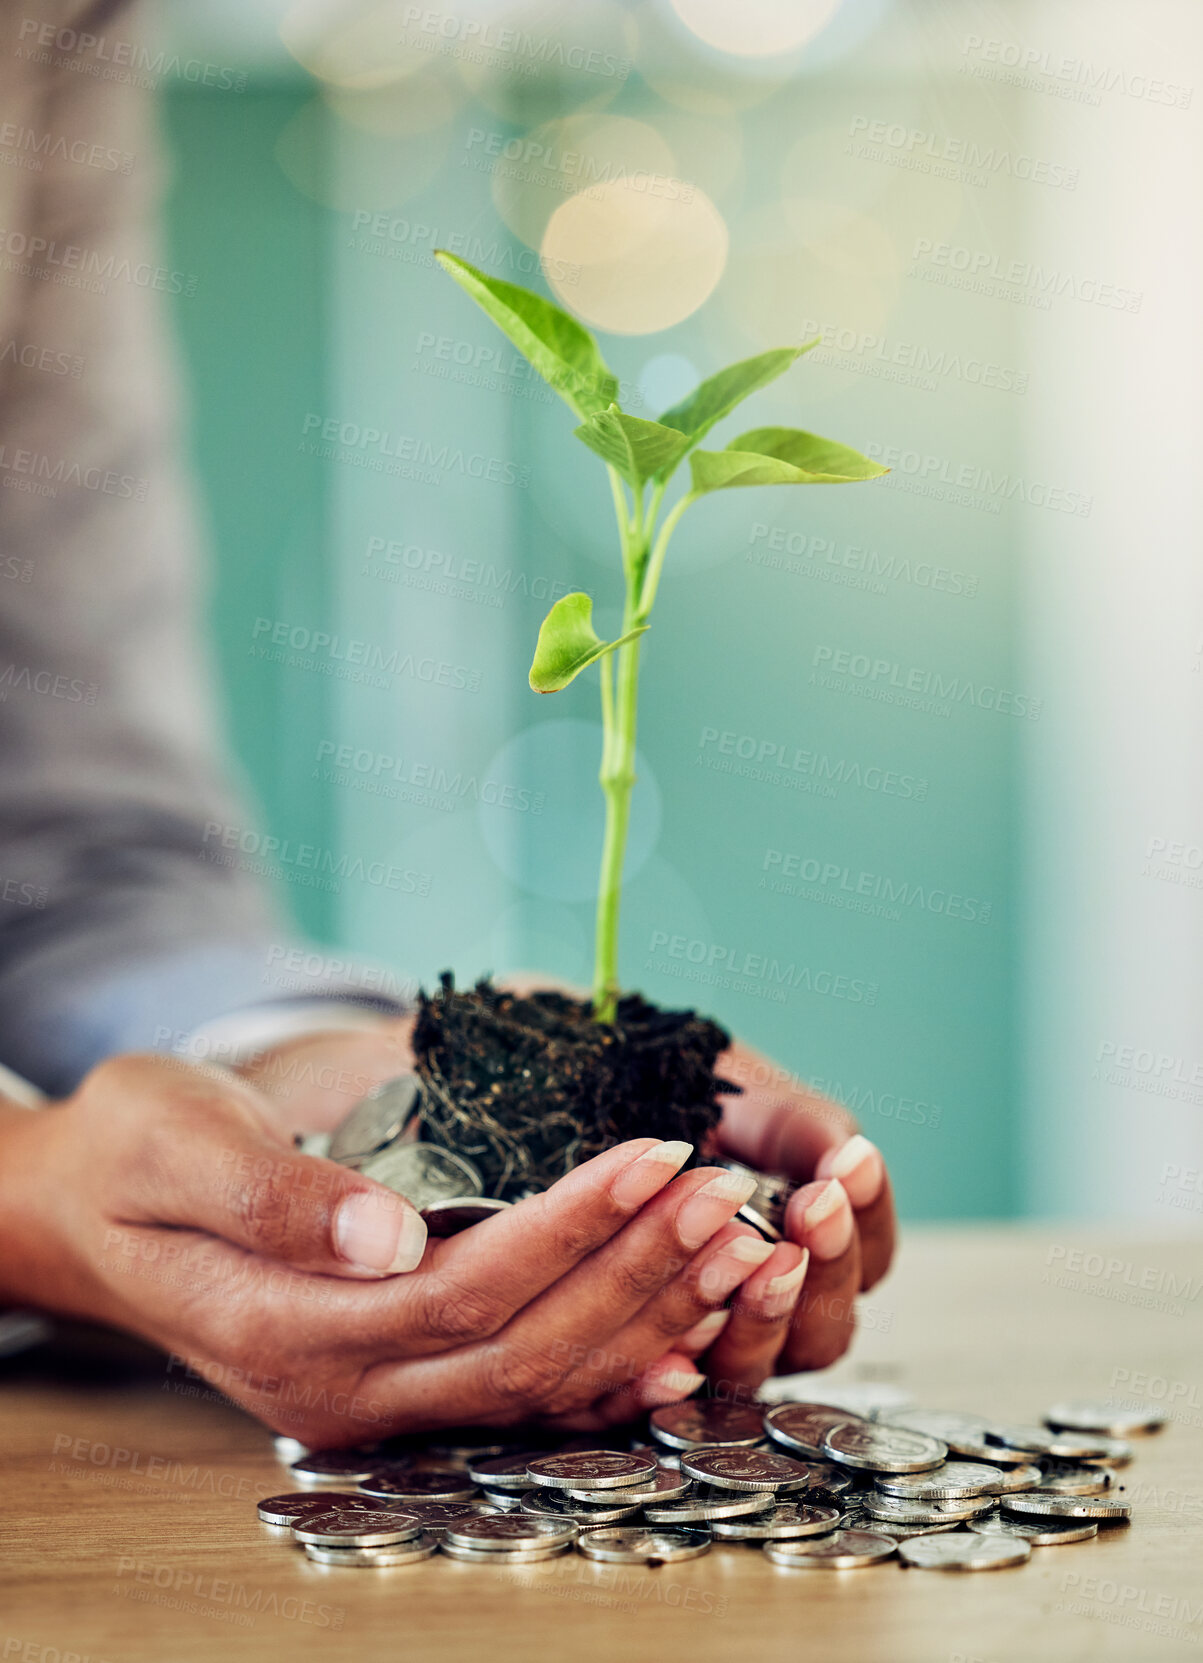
[[0, 1053, 805, 1443]]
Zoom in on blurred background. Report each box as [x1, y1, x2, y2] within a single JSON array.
[[153, 0, 1203, 1223]]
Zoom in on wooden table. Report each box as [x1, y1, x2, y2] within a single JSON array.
[[4, 1226, 1202, 1663]]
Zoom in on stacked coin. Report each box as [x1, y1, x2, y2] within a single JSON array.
[[257, 1392, 1147, 1573]]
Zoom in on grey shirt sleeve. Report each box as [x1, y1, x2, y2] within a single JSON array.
[[0, 1, 360, 1094]]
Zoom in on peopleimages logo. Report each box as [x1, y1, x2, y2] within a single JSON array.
[[810, 645, 1042, 720], [761, 848, 992, 925]]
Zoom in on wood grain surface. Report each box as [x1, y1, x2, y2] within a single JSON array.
[[3, 1225, 1201, 1663]]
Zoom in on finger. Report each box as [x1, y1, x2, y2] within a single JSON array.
[[365, 1166, 762, 1423], [534, 1353, 705, 1435], [715, 1051, 856, 1180], [578, 1222, 774, 1397], [705, 1241, 809, 1399], [814, 1134, 896, 1290], [100, 1054, 428, 1279], [676, 1308, 732, 1357], [778, 1179, 861, 1371], [414, 1137, 694, 1350]]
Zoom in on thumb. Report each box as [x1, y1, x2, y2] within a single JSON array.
[[103, 1054, 428, 1277]]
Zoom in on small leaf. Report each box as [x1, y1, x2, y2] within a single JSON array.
[[435, 251, 617, 418], [657, 344, 817, 451], [689, 425, 889, 495], [574, 406, 692, 489], [528, 593, 649, 693]]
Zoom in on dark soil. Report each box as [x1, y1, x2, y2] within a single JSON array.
[[411, 973, 739, 1199]]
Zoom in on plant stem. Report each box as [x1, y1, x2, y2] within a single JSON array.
[[592, 480, 694, 1023]]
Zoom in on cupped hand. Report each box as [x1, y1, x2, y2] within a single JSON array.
[[0, 1054, 781, 1443], [708, 1037, 897, 1387]]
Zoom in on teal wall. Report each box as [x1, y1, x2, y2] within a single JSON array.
[[161, 67, 1020, 1221]]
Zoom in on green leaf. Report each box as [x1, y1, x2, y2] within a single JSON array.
[[435, 251, 617, 418], [528, 593, 648, 693], [574, 406, 692, 489], [657, 344, 817, 451], [689, 425, 890, 495]]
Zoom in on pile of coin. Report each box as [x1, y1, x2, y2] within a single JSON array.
[[298, 1077, 511, 1235], [256, 1394, 1158, 1573]]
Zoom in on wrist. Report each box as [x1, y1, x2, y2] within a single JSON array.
[[0, 1104, 88, 1313]]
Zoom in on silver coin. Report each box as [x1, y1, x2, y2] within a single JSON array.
[[876, 1461, 1004, 1500], [988, 1463, 1044, 1494], [823, 1421, 947, 1473], [900, 1531, 1030, 1571], [680, 1446, 813, 1492], [304, 1533, 438, 1566], [273, 1436, 310, 1464], [466, 1452, 547, 1491], [1031, 1463, 1113, 1496], [988, 1423, 1113, 1460], [649, 1399, 767, 1450], [1079, 1437, 1134, 1466], [440, 1540, 570, 1564], [328, 1076, 421, 1163], [520, 1489, 642, 1525], [359, 1468, 479, 1502], [889, 1410, 1018, 1463], [1044, 1399, 1166, 1437], [577, 1528, 711, 1565], [481, 1488, 523, 1510], [258, 1491, 396, 1526], [421, 1197, 512, 1236], [446, 1515, 576, 1552], [293, 1509, 422, 1546], [764, 1529, 896, 1568], [391, 1500, 495, 1537], [1002, 1492, 1131, 1521], [865, 1493, 994, 1525], [289, 1450, 379, 1485], [567, 1467, 689, 1505], [763, 1403, 868, 1459], [355, 1141, 483, 1210], [712, 1501, 843, 1540], [971, 1513, 1099, 1547], [853, 1517, 963, 1540], [295, 1132, 332, 1159], [643, 1487, 775, 1524], [526, 1451, 657, 1490], [736, 1200, 782, 1242]]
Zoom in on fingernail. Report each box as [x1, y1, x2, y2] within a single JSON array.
[[679, 1308, 731, 1350], [757, 1249, 810, 1320], [695, 1233, 775, 1300], [610, 1140, 693, 1209], [675, 1171, 759, 1249], [655, 1366, 705, 1397], [820, 1134, 883, 1208], [799, 1179, 854, 1260], [335, 1190, 427, 1274]]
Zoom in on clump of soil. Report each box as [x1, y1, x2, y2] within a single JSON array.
[[412, 973, 738, 1200]]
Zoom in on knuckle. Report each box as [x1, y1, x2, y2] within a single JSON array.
[[231, 1170, 302, 1256], [417, 1277, 500, 1345], [478, 1340, 560, 1413], [607, 1246, 680, 1307]]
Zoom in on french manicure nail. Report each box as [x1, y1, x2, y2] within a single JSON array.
[[610, 1139, 693, 1209], [800, 1179, 854, 1260], [757, 1250, 810, 1320], [696, 1234, 775, 1300], [822, 1134, 884, 1208], [656, 1367, 705, 1397], [680, 1308, 730, 1350], [335, 1190, 427, 1274], [675, 1171, 759, 1249]]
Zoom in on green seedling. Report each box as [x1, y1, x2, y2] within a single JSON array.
[[436, 251, 888, 1024]]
